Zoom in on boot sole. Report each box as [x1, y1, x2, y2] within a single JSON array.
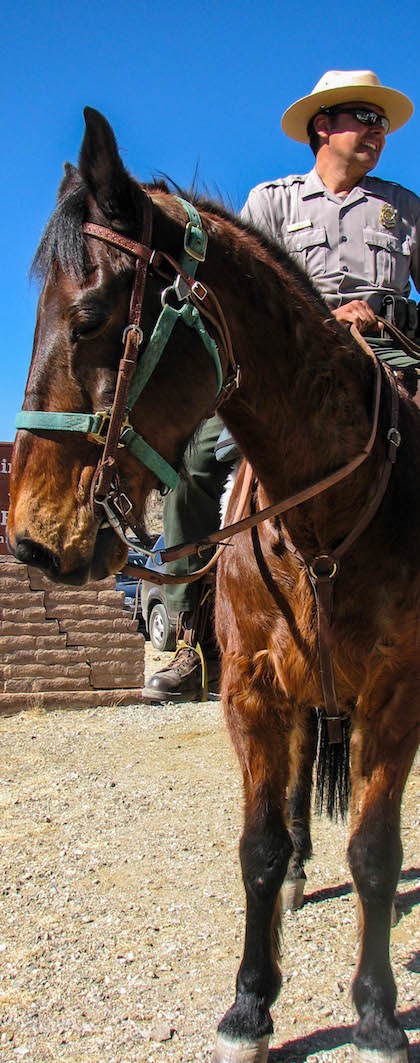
[[141, 680, 219, 704], [141, 687, 205, 703]]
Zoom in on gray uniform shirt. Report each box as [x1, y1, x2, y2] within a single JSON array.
[[241, 167, 420, 314]]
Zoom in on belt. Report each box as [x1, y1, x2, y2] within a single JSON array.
[[381, 295, 419, 339]]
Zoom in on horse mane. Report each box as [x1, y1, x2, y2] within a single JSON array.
[[31, 173, 88, 283], [30, 168, 328, 319]]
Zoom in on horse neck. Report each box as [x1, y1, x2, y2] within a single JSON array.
[[205, 227, 377, 548]]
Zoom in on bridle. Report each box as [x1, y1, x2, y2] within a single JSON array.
[[16, 192, 239, 541]]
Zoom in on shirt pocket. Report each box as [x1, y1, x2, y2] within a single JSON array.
[[364, 227, 411, 288], [284, 225, 327, 275]]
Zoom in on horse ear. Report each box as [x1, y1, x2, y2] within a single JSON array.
[[79, 107, 138, 230], [57, 163, 79, 201]]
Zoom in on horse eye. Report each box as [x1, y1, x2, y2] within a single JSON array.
[[69, 316, 106, 344]]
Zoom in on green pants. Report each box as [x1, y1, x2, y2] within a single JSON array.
[[367, 336, 419, 369], [163, 413, 233, 616]]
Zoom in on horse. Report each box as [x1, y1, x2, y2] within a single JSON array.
[[8, 109, 419, 1063]]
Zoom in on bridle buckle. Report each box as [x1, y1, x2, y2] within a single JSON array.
[[308, 555, 338, 581], [88, 409, 111, 446], [122, 324, 144, 346], [184, 220, 208, 262], [88, 410, 133, 448]]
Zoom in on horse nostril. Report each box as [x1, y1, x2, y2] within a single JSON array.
[[14, 537, 61, 578]]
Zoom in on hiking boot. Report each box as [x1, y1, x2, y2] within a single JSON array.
[[142, 644, 219, 703]]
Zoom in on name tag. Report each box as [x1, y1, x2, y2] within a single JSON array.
[[287, 220, 313, 233]]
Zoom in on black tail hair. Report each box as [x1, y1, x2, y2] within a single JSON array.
[[315, 713, 351, 821]]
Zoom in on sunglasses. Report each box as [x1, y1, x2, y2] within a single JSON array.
[[320, 106, 390, 133]]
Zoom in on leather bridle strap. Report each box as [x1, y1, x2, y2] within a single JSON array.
[[87, 196, 154, 505]]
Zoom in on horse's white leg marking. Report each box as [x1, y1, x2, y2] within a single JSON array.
[[213, 1034, 270, 1063], [281, 877, 305, 912], [354, 1049, 409, 1063]]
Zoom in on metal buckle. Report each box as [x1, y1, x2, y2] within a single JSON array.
[[118, 416, 133, 447], [161, 285, 179, 308], [173, 274, 191, 302], [89, 411, 133, 448], [387, 427, 401, 448], [122, 324, 144, 345], [184, 221, 208, 262], [191, 279, 208, 301], [88, 409, 111, 445], [114, 491, 133, 518], [308, 555, 338, 581]]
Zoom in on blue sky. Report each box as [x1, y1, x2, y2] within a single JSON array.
[[2, 0, 419, 442]]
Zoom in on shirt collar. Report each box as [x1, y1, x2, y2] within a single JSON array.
[[302, 167, 369, 207], [301, 168, 328, 199]]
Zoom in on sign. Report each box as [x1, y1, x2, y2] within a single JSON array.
[[0, 442, 13, 556]]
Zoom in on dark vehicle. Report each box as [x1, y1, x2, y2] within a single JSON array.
[[140, 535, 177, 652], [116, 542, 148, 631]]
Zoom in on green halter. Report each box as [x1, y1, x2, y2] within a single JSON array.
[[16, 198, 223, 492]]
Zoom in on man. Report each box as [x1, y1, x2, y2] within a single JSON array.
[[142, 69, 420, 704], [242, 69, 419, 347]]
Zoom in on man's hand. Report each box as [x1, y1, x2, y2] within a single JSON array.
[[332, 301, 381, 333]]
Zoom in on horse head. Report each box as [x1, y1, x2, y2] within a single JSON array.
[[8, 109, 232, 583]]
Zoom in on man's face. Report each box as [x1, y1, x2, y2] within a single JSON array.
[[317, 100, 387, 174]]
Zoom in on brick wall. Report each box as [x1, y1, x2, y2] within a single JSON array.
[[0, 559, 144, 715]]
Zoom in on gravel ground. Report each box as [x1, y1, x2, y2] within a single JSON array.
[[0, 644, 418, 1063]]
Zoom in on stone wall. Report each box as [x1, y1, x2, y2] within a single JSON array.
[[0, 559, 144, 715]]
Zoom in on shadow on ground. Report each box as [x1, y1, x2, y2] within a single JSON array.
[[304, 866, 419, 909], [268, 1005, 419, 1061]]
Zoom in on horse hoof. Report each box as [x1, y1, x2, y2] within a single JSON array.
[[281, 877, 305, 911], [212, 1033, 270, 1062], [354, 1049, 409, 1063]]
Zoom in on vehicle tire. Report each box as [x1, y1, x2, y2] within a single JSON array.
[[149, 603, 176, 652]]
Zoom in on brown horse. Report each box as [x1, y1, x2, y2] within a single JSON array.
[[8, 109, 419, 1063]]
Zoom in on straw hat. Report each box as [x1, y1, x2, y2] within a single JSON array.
[[281, 70, 414, 143]]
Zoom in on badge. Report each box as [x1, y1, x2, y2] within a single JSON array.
[[379, 204, 397, 229], [287, 219, 313, 233]]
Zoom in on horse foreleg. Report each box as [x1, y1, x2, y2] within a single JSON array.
[[282, 709, 318, 911], [348, 720, 418, 1063], [214, 696, 292, 1063]]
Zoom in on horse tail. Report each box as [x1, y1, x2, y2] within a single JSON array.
[[315, 713, 351, 821]]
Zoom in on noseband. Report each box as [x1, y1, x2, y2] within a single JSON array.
[[16, 194, 238, 535]]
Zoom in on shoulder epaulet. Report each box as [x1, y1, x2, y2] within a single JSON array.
[[363, 175, 419, 202], [249, 175, 307, 193]]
